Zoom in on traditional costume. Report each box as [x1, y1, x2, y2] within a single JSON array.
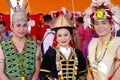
[[84, 0, 120, 80], [1, 39, 37, 80], [0, 2, 37, 80], [40, 14, 86, 80]]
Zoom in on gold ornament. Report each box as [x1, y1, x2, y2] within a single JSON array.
[[95, 9, 106, 20]]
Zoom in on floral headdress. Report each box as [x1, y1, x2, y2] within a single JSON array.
[[84, 0, 120, 32]]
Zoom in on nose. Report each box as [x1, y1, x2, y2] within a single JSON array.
[[19, 26, 25, 30]]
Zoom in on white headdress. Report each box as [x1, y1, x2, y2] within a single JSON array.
[[84, 0, 120, 32]]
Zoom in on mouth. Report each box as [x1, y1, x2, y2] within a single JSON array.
[[61, 41, 67, 43], [97, 29, 105, 33], [18, 32, 25, 35]]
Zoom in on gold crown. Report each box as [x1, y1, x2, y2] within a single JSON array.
[[51, 14, 73, 29]]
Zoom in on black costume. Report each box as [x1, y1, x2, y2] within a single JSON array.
[[40, 46, 86, 80]]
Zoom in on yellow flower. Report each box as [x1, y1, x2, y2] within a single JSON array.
[[95, 9, 106, 20]]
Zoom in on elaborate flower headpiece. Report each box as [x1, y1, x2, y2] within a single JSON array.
[[84, 0, 120, 32]]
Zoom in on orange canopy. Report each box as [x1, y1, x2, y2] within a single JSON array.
[[0, 0, 120, 14]]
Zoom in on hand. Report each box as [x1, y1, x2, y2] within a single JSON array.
[[36, 40, 42, 45]]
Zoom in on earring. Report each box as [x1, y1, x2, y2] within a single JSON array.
[[111, 26, 114, 31]]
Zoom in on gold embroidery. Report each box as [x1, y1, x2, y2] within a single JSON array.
[[54, 47, 78, 79], [40, 69, 50, 73]]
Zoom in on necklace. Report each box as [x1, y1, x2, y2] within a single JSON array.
[[95, 36, 112, 63], [12, 38, 27, 80]]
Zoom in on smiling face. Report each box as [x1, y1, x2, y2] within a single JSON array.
[[0, 24, 6, 34], [11, 21, 28, 38], [56, 28, 72, 48], [93, 19, 112, 37]]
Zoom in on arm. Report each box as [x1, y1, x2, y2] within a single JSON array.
[[112, 46, 120, 80], [40, 47, 54, 80], [32, 45, 41, 80], [0, 45, 9, 80], [76, 49, 87, 79]]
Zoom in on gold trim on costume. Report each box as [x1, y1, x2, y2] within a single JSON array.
[[40, 69, 50, 73], [54, 47, 78, 79], [78, 69, 87, 74]]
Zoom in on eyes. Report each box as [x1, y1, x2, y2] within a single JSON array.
[[94, 21, 109, 25], [16, 24, 27, 28], [57, 33, 68, 37]]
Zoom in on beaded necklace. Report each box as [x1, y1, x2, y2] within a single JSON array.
[[12, 37, 27, 80], [95, 36, 112, 63]]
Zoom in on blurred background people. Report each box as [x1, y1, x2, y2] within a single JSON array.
[[0, 21, 12, 42], [37, 14, 55, 57]]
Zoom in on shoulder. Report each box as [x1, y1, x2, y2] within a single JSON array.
[[90, 38, 99, 43], [74, 48, 82, 54], [1, 39, 11, 46], [74, 48, 84, 58], [45, 46, 56, 56], [113, 37, 120, 42], [27, 38, 37, 45], [110, 37, 120, 47], [88, 38, 98, 48]]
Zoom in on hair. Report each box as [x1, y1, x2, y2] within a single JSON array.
[[0, 21, 6, 27], [77, 17, 84, 23], [54, 27, 73, 36], [56, 12, 60, 18], [44, 14, 52, 23]]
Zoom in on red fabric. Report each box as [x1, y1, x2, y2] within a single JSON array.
[[108, 76, 112, 80], [37, 25, 50, 41], [78, 24, 92, 57], [52, 34, 57, 47], [0, 13, 11, 30], [28, 13, 44, 39]]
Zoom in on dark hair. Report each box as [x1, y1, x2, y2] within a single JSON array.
[[56, 12, 60, 18], [70, 16, 74, 20], [77, 17, 84, 23], [54, 27, 73, 35], [0, 21, 6, 27], [44, 14, 52, 23]]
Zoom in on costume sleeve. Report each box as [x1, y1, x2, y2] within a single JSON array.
[[39, 46, 57, 80], [75, 49, 87, 80]]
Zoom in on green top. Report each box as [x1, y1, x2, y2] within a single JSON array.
[[1, 38, 37, 77]]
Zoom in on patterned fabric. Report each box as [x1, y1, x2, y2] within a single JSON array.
[[40, 46, 86, 80], [1, 38, 37, 78], [9, 74, 32, 80], [55, 47, 78, 80]]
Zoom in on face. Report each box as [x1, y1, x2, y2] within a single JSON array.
[[93, 19, 112, 37], [56, 28, 72, 48], [0, 24, 6, 33], [11, 21, 28, 38]]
